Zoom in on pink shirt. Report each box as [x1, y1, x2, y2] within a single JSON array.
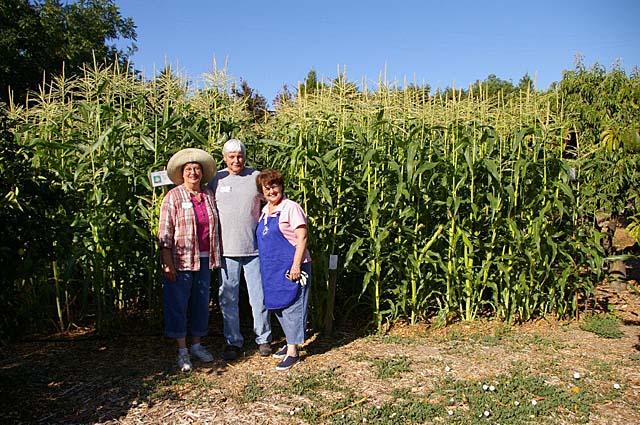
[[261, 198, 312, 263], [158, 186, 221, 271], [190, 192, 210, 255]]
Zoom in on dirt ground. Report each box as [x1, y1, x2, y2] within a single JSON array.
[[1, 282, 639, 425]]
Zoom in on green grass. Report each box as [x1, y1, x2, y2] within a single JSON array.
[[366, 333, 422, 345], [373, 356, 411, 379], [362, 399, 443, 424], [508, 334, 568, 352], [286, 369, 341, 396], [241, 374, 264, 403], [320, 368, 597, 424], [580, 314, 624, 339], [390, 388, 413, 399]]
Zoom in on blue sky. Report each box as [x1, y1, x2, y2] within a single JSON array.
[[116, 0, 640, 103]]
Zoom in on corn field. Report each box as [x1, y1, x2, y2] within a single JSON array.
[[1, 62, 639, 337]]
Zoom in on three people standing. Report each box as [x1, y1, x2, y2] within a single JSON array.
[[159, 140, 311, 372]]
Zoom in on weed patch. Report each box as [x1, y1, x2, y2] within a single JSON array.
[[580, 314, 624, 339], [241, 374, 264, 403], [373, 356, 411, 379], [287, 369, 340, 396]]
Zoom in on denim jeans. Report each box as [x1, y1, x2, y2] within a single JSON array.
[[163, 257, 211, 338], [218, 256, 271, 346], [272, 263, 311, 345]]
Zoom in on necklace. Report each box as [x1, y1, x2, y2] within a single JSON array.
[[183, 184, 201, 196]]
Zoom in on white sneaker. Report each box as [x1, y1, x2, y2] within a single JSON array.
[[190, 344, 214, 363], [178, 352, 192, 372]]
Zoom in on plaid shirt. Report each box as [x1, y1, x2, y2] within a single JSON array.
[[158, 185, 221, 271]]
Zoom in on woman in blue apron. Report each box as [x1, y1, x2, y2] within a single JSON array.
[[256, 169, 312, 371]]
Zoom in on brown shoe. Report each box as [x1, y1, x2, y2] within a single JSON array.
[[258, 343, 272, 356], [222, 345, 241, 361]]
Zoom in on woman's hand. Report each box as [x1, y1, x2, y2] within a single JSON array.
[[288, 225, 308, 282], [163, 263, 177, 282], [288, 263, 302, 281], [161, 248, 177, 282]]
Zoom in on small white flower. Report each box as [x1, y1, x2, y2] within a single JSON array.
[[483, 410, 491, 417], [489, 385, 496, 392], [445, 365, 451, 372], [613, 383, 621, 390], [531, 399, 538, 406], [482, 384, 489, 391], [573, 372, 581, 380], [514, 401, 520, 406], [448, 410, 454, 416], [289, 410, 295, 416]]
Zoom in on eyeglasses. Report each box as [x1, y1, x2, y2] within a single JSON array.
[[183, 165, 202, 173]]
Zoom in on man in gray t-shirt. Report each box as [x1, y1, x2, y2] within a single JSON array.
[[209, 139, 271, 360]]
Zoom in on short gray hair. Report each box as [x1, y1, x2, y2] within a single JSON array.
[[223, 139, 246, 155]]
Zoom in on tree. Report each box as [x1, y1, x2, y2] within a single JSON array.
[[273, 84, 294, 108], [517, 73, 535, 93], [232, 79, 269, 122], [298, 69, 322, 97], [479, 74, 516, 98], [0, 0, 137, 104]]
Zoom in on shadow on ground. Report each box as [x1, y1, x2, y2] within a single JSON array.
[[0, 329, 228, 423], [0, 292, 363, 423]]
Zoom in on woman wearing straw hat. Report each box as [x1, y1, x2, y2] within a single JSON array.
[[158, 148, 222, 372]]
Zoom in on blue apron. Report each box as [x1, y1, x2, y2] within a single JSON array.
[[256, 210, 301, 310]]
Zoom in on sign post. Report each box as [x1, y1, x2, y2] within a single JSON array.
[[150, 170, 172, 187], [323, 254, 339, 336]]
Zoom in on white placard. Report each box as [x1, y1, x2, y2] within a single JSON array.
[[329, 254, 339, 270], [150, 170, 172, 187]]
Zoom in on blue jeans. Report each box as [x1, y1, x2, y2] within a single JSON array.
[[218, 256, 271, 346], [272, 263, 311, 345], [163, 257, 211, 338]]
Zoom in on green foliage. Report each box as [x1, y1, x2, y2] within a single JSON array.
[[373, 356, 411, 379], [3, 61, 638, 339], [241, 374, 264, 403], [0, 108, 76, 339], [2, 62, 251, 335], [298, 69, 326, 97], [287, 369, 340, 396], [332, 369, 595, 424], [558, 59, 640, 149], [580, 314, 624, 339], [0, 0, 137, 103], [232, 79, 269, 123]]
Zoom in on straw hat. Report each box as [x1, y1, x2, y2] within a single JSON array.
[[166, 148, 216, 185]]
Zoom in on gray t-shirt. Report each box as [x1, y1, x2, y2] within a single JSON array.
[[209, 167, 261, 256]]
